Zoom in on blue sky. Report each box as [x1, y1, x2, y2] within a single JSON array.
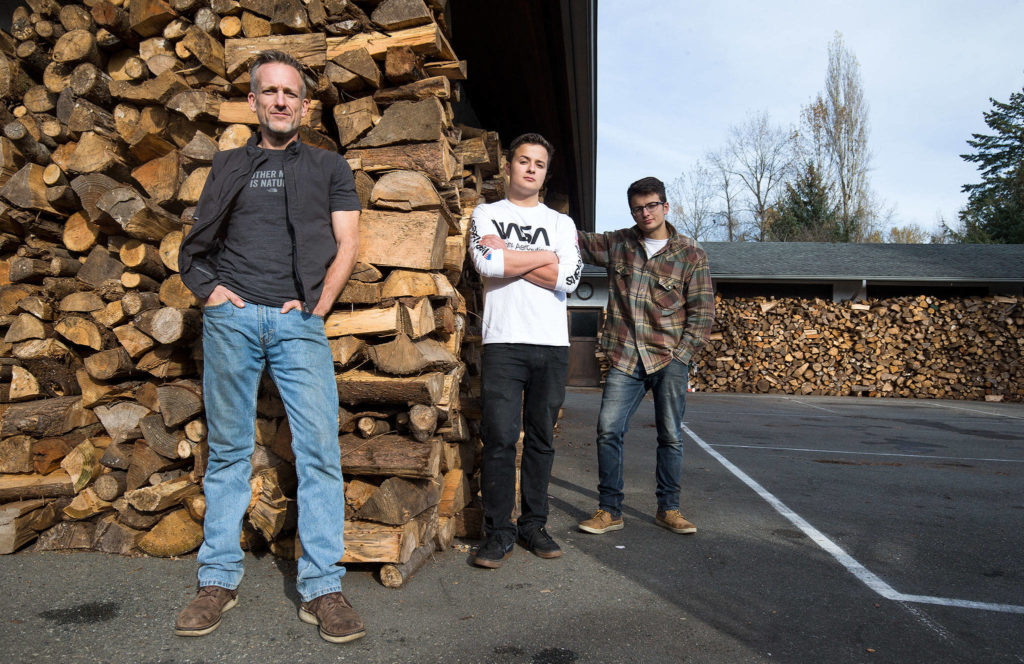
[[596, 1, 1024, 236]]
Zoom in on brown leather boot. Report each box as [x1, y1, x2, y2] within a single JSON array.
[[299, 592, 366, 643], [174, 586, 238, 637]]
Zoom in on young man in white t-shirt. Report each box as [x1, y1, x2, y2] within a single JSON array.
[[468, 133, 583, 567]]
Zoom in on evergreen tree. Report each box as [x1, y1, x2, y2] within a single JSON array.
[[769, 161, 841, 241], [957, 87, 1024, 243]]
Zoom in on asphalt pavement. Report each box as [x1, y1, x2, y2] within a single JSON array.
[[2, 389, 1023, 664]]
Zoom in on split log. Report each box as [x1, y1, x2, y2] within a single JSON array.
[[96, 186, 180, 242], [354, 97, 444, 148], [125, 476, 198, 512], [325, 303, 402, 337], [60, 438, 103, 492], [336, 369, 443, 405], [0, 470, 74, 501], [94, 401, 150, 445], [33, 519, 95, 551], [371, 170, 442, 212], [338, 432, 441, 478], [346, 139, 457, 183], [339, 517, 419, 564], [401, 297, 435, 339], [137, 508, 203, 556], [1, 395, 97, 437], [0, 434, 33, 472], [0, 499, 62, 553], [356, 476, 439, 525], [63, 487, 114, 520], [138, 412, 185, 459], [327, 23, 454, 61], [1, 163, 57, 212], [356, 209, 448, 270], [156, 381, 203, 428], [126, 440, 182, 490], [438, 467, 469, 517], [92, 514, 143, 555], [54, 316, 105, 350], [384, 45, 424, 85], [329, 336, 365, 368], [223, 33, 327, 79], [113, 323, 156, 359], [136, 345, 194, 379], [371, 0, 432, 31], [99, 440, 135, 470]]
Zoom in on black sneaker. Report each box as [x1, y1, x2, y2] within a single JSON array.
[[517, 527, 562, 559], [472, 537, 514, 568]]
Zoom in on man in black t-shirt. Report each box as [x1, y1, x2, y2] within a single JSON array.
[[175, 50, 364, 644]]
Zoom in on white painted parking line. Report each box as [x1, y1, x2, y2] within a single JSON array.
[[710, 443, 1024, 464], [920, 401, 1024, 420], [682, 424, 1024, 615], [780, 397, 839, 414]]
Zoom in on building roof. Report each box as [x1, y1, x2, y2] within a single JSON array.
[[702, 242, 1024, 283]]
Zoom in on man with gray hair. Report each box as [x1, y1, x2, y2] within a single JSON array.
[[175, 50, 364, 643]]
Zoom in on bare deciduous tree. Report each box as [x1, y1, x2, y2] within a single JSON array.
[[667, 161, 720, 241], [706, 148, 745, 241], [727, 111, 797, 241]]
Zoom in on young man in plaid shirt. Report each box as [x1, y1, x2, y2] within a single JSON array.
[[577, 176, 714, 535]]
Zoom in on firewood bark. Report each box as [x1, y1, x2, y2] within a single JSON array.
[[358, 475, 438, 529], [339, 433, 441, 478], [1, 395, 97, 437], [0, 499, 62, 553], [96, 186, 181, 242]]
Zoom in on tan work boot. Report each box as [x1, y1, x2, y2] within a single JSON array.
[[299, 592, 366, 643], [174, 586, 238, 637], [655, 509, 696, 534], [578, 509, 624, 534]]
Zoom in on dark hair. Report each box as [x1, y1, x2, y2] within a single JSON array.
[[507, 132, 555, 164], [627, 176, 666, 203], [250, 49, 307, 98]]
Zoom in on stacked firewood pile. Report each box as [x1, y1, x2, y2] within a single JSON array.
[[0, 0, 502, 586], [693, 294, 1023, 402]]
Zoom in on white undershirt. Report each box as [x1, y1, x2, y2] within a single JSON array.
[[644, 237, 669, 258]]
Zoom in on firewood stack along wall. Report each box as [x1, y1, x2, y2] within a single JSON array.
[[0, 0, 500, 584], [692, 294, 1023, 402]]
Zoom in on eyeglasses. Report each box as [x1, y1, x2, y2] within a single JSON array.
[[630, 201, 665, 217]]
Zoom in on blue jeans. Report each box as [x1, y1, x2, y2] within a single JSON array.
[[197, 302, 345, 602], [596, 359, 689, 518]]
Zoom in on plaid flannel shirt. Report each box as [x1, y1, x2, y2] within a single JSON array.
[[578, 223, 715, 375]]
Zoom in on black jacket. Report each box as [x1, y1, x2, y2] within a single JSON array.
[[178, 134, 358, 312]]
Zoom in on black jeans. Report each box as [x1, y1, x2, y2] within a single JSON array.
[[480, 343, 569, 543]]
